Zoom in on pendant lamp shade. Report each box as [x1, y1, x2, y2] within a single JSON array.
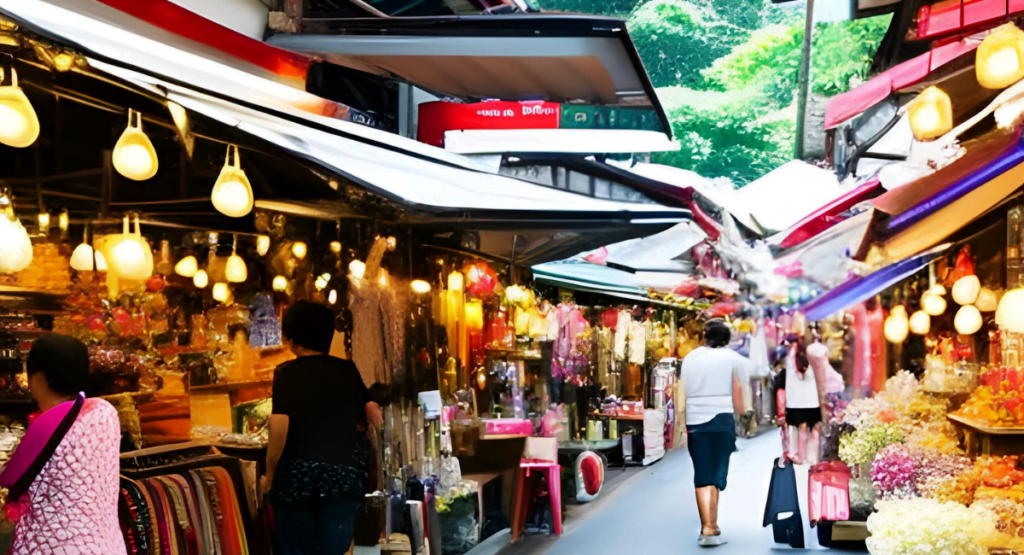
[[212, 282, 231, 303], [106, 216, 153, 281], [112, 109, 158, 181], [69, 242, 96, 271], [256, 235, 270, 256], [291, 241, 307, 260], [225, 251, 247, 283], [211, 146, 254, 218], [884, 306, 910, 344], [909, 310, 931, 335], [0, 70, 40, 149], [272, 275, 288, 292], [908, 87, 953, 141], [411, 280, 431, 295], [193, 269, 209, 289], [0, 211, 32, 273], [996, 288, 1024, 332], [94, 251, 107, 271], [175, 255, 198, 278], [955, 305, 983, 335]]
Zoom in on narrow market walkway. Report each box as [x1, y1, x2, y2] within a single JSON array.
[[497, 432, 866, 555]]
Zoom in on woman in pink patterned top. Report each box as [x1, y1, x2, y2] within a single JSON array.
[[7, 334, 126, 555]]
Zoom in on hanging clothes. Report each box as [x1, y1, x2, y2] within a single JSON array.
[[551, 303, 590, 380], [748, 324, 771, 378]]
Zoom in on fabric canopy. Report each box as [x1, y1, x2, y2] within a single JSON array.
[[798, 246, 949, 321]]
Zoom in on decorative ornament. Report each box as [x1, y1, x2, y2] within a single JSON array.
[[211, 145, 254, 218], [954, 305, 983, 335], [884, 306, 910, 344], [0, 69, 40, 148], [112, 109, 158, 181]]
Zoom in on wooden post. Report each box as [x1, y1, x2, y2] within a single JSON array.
[[794, 0, 815, 160]]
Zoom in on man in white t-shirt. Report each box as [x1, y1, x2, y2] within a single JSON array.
[[679, 320, 753, 547]]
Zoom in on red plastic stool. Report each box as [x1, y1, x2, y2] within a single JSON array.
[[511, 459, 562, 541]]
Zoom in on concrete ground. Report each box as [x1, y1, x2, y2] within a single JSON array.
[[495, 432, 868, 555]]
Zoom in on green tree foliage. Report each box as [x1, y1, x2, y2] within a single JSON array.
[[532, 0, 643, 16]]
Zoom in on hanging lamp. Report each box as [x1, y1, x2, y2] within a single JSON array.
[[977, 23, 1024, 89], [225, 237, 247, 283], [193, 269, 209, 289], [212, 282, 232, 303], [70, 225, 98, 272], [0, 190, 33, 274], [58, 209, 68, 234], [256, 235, 270, 256], [107, 216, 153, 281], [908, 86, 953, 141], [884, 306, 910, 343], [272, 275, 288, 292], [411, 280, 431, 295], [291, 241, 307, 260], [175, 255, 198, 278], [112, 109, 158, 181], [211, 145, 254, 218], [0, 69, 40, 148]]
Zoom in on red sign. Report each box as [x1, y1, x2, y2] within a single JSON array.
[[417, 100, 561, 147]]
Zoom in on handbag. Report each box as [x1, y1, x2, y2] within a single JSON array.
[[763, 457, 805, 548]]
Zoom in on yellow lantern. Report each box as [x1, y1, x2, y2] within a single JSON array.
[[909, 310, 931, 335], [884, 306, 910, 344], [908, 86, 953, 141], [411, 280, 432, 295], [272, 275, 288, 292], [175, 255, 198, 278], [225, 250, 247, 283], [0, 69, 40, 148], [465, 300, 484, 331], [105, 216, 153, 282], [291, 241, 307, 260], [112, 109, 158, 181], [954, 305, 983, 335], [212, 282, 232, 303], [448, 271, 464, 292], [256, 235, 271, 256], [193, 269, 209, 289], [211, 145, 254, 218], [977, 23, 1024, 89]]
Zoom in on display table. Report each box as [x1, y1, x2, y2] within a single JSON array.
[[948, 414, 1024, 456]]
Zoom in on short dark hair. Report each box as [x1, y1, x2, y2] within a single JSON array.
[[27, 334, 92, 396], [281, 300, 334, 353], [703, 320, 731, 348]]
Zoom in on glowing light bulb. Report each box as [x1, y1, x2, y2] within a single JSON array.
[[291, 241, 307, 260], [174, 255, 198, 278], [908, 87, 953, 141], [256, 235, 271, 256], [193, 269, 209, 288], [411, 280, 432, 295], [977, 23, 1024, 89], [94, 251, 107, 271], [58, 209, 68, 232], [211, 146, 254, 218], [69, 243, 95, 271], [272, 275, 288, 292], [349, 260, 366, 280], [328, 289, 338, 305], [448, 271, 464, 292], [37, 211, 49, 232], [330, 241, 342, 254], [315, 273, 331, 291], [225, 252, 247, 283], [909, 310, 931, 335], [0, 70, 40, 149], [884, 306, 910, 344], [212, 282, 231, 303], [477, 370, 487, 390], [955, 305, 983, 335]]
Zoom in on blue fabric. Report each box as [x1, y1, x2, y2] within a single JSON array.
[[274, 497, 362, 555], [686, 413, 736, 490]]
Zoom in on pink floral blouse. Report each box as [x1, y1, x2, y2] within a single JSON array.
[[11, 398, 126, 555]]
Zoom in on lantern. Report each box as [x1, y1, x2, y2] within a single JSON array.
[[212, 282, 232, 303], [0, 204, 33, 274], [411, 280, 432, 295], [106, 216, 153, 282], [465, 262, 498, 299], [225, 250, 247, 283], [977, 23, 1024, 89], [908, 86, 953, 141], [465, 300, 484, 331], [505, 285, 526, 306], [328, 289, 338, 304], [69, 242, 96, 271], [112, 109, 158, 181], [448, 271, 464, 292], [329, 241, 342, 255], [175, 255, 198, 278], [256, 235, 271, 256], [955, 305, 983, 335], [58, 209, 68, 233], [211, 145, 254, 218], [37, 211, 49, 233], [0, 69, 40, 148], [997, 288, 1024, 332], [272, 275, 288, 292], [349, 260, 366, 280], [884, 306, 910, 344], [952, 275, 981, 305], [909, 310, 931, 335], [977, 287, 999, 312], [921, 285, 947, 316], [193, 269, 209, 289], [94, 251, 107, 271], [291, 241, 307, 260]]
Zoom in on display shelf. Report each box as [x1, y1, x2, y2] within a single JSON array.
[[948, 414, 1024, 456]]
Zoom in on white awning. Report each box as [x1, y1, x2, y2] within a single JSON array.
[[443, 129, 680, 155]]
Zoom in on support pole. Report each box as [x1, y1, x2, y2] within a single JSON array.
[[794, 0, 815, 160]]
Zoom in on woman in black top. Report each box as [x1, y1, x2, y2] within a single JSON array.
[[263, 301, 383, 555]]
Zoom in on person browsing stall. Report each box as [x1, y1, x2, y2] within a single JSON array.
[[263, 301, 383, 555], [679, 320, 752, 548]]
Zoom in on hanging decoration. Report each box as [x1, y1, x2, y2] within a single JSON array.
[[211, 145, 254, 218], [291, 241, 307, 260], [0, 69, 40, 148], [212, 282, 232, 304], [955, 305, 983, 335], [70, 226, 98, 272], [976, 23, 1024, 89], [112, 109, 158, 181], [884, 306, 910, 344], [193, 269, 209, 289], [272, 275, 288, 292], [106, 216, 153, 281], [921, 285, 947, 316], [908, 86, 953, 141], [256, 235, 271, 256], [174, 255, 198, 278], [225, 239, 247, 283]]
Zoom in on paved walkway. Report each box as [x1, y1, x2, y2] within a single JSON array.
[[497, 432, 864, 555]]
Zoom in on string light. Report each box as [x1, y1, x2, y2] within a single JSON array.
[[272, 275, 288, 292], [211, 145, 254, 218], [291, 241, 307, 260], [112, 109, 158, 181], [58, 209, 68, 233]]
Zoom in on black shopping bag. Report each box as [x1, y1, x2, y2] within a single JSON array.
[[762, 457, 805, 549]]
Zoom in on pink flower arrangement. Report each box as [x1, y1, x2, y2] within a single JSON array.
[[872, 444, 918, 499]]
